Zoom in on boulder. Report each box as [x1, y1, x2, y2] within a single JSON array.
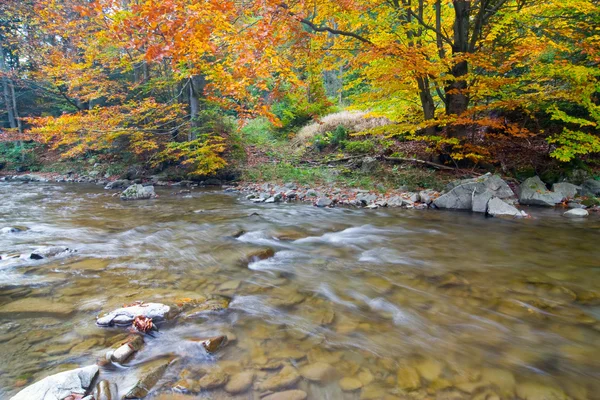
[[552, 182, 581, 200], [104, 179, 131, 190], [434, 174, 514, 211], [581, 179, 600, 196], [97, 302, 171, 326], [518, 176, 563, 206], [10, 365, 99, 400], [11, 174, 45, 182], [120, 184, 156, 200], [315, 197, 333, 208], [564, 209, 589, 218], [361, 157, 378, 173], [487, 197, 527, 218]]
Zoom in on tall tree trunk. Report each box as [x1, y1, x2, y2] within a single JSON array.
[[443, 0, 470, 138], [188, 75, 206, 141], [0, 45, 17, 129], [445, 0, 470, 120], [417, 77, 436, 135]]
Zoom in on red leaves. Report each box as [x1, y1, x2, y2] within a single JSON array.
[[131, 316, 154, 333]]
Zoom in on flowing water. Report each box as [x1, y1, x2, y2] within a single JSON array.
[[1, 182, 599, 399]]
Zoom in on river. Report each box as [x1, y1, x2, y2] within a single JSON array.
[[1, 182, 599, 399]]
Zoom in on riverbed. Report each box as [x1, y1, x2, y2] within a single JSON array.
[[1, 182, 599, 399]]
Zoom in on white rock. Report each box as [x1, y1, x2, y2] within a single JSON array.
[[97, 302, 170, 326], [10, 365, 99, 400], [563, 208, 588, 218]]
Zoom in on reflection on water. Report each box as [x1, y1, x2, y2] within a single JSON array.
[[1, 182, 599, 399]]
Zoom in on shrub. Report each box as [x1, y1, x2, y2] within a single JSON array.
[[329, 125, 349, 146], [342, 139, 375, 154]]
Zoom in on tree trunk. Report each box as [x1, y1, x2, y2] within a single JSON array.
[[417, 77, 436, 135], [188, 75, 206, 141], [0, 45, 17, 129], [444, 0, 470, 137]]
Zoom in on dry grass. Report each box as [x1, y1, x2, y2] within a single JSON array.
[[294, 111, 392, 144]]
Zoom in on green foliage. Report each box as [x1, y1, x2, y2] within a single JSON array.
[[0, 142, 38, 166], [312, 134, 329, 151], [341, 139, 375, 154], [329, 125, 349, 146], [272, 81, 333, 133], [240, 117, 277, 147]]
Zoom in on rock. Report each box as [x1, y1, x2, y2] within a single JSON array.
[[11, 174, 45, 182], [285, 190, 297, 199], [96, 302, 171, 326], [111, 335, 144, 363], [516, 382, 568, 400], [265, 194, 282, 203], [487, 197, 527, 217], [581, 179, 600, 196], [199, 335, 228, 353], [339, 377, 363, 391], [434, 174, 514, 211], [471, 190, 494, 213], [224, 371, 254, 394], [299, 362, 337, 383], [356, 193, 378, 205], [262, 390, 308, 400], [419, 190, 434, 204], [204, 178, 222, 186], [197, 370, 228, 389], [30, 246, 73, 260], [120, 184, 156, 200], [218, 280, 241, 291], [1, 227, 21, 234], [94, 380, 117, 400], [552, 182, 581, 200], [10, 365, 99, 400], [397, 365, 421, 391], [518, 176, 563, 206], [258, 365, 300, 391], [361, 157, 378, 173], [124, 360, 170, 398], [415, 358, 442, 381], [481, 368, 515, 396], [315, 197, 333, 207], [567, 201, 586, 209], [0, 298, 75, 316], [184, 297, 229, 317], [104, 179, 131, 190], [564, 208, 589, 218]]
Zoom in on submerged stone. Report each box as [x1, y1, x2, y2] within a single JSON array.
[[299, 362, 337, 383], [0, 298, 75, 317], [224, 371, 254, 394], [262, 390, 307, 400], [258, 365, 300, 391], [123, 359, 170, 398]]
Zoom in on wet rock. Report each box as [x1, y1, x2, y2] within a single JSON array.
[[315, 197, 333, 207], [397, 365, 421, 390], [567, 201, 586, 209], [199, 335, 228, 353], [94, 380, 117, 400], [434, 174, 514, 211], [244, 247, 275, 263], [183, 297, 229, 317], [0, 298, 75, 316], [516, 382, 568, 400], [267, 288, 306, 307], [11, 174, 45, 182], [356, 193, 378, 205], [97, 302, 171, 326], [262, 390, 308, 400], [1, 226, 22, 234], [197, 370, 228, 390], [123, 359, 171, 398], [30, 246, 74, 260], [218, 280, 241, 292], [581, 179, 600, 196], [339, 377, 363, 391], [258, 365, 300, 391], [299, 362, 337, 383], [563, 208, 588, 218], [111, 335, 144, 363], [120, 184, 156, 200], [552, 182, 580, 200], [224, 371, 254, 394], [415, 358, 443, 381], [518, 176, 563, 206], [481, 368, 515, 396], [10, 365, 99, 400], [360, 384, 388, 400], [104, 179, 131, 190], [487, 197, 527, 217]]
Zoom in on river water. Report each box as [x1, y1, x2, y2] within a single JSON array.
[[1, 182, 599, 399]]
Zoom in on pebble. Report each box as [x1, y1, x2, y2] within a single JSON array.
[[299, 362, 337, 383], [262, 390, 308, 400], [339, 376, 363, 391], [224, 371, 254, 394]]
